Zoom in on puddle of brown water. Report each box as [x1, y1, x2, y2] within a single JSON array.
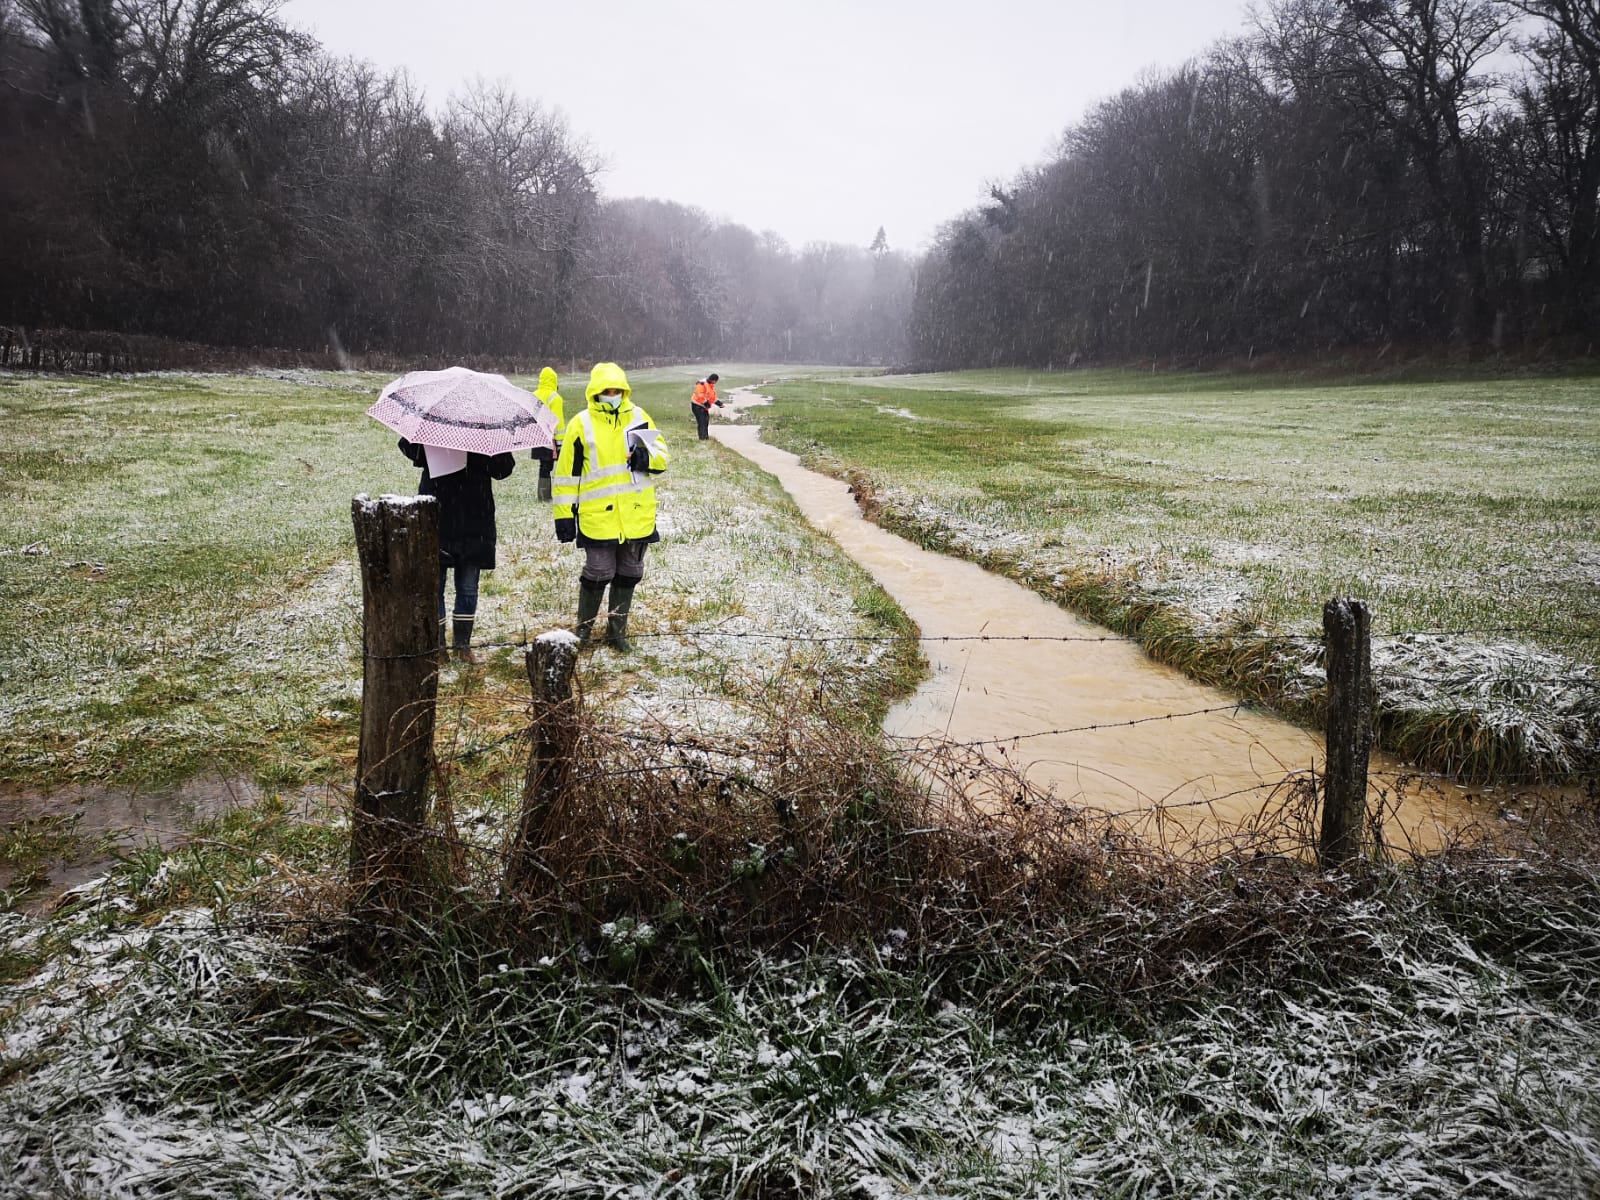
[[714, 390, 1482, 851], [1, 778, 329, 913]]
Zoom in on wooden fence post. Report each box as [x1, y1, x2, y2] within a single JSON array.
[[1320, 597, 1373, 869], [507, 631, 580, 890], [350, 494, 441, 914]]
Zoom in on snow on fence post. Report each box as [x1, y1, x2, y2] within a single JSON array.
[[350, 493, 442, 915], [1320, 597, 1374, 869], [507, 631, 581, 891]]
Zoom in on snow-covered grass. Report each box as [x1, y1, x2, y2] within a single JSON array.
[[0, 366, 914, 795], [0, 369, 402, 786], [5, 834, 1600, 1198], [5, 366, 1600, 1197], [753, 368, 1600, 780]]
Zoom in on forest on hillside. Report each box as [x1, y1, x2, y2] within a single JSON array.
[[0, 0, 915, 365], [3, 0, 1596, 369], [912, 0, 1600, 365]]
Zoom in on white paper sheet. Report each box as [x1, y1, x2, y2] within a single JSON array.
[[423, 444, 467, 478], [627, 426, 661, 481]]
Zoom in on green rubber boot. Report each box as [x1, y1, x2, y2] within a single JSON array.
[[452, 615, 476, 664], [605, 581, 637, 652], [576, 578, 606, 643]]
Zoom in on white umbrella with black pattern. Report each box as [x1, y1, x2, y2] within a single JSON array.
[[367, 366, 556, 476]]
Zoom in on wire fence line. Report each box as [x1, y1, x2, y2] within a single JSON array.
[[352, 622, 1600, 683], [893, 704, 1255, 750], [430, 700, 1599, 793], [315, 587, 1599, 646], [433, 704, 1260, 771], [441, 690, 1600, 796], [400, 623, 1600, 651], [427, 742, 1318, 833], [83, 590, 1599, 656], [345, 615, 1597, 789]]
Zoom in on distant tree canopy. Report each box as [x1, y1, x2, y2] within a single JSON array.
[[8, 1, 1592, 370], [0, 0, 914, 364], [911, 0, 1600, 366]]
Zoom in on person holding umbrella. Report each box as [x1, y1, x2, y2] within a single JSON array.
[[397, 438, 514, 662], [553, 362, 669, 652], [367, 366, 556, 662]]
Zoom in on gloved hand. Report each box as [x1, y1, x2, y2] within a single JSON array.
[[628, 443, 650, 472], [555, 517, 576, 543], [715, 400, 724, 408]]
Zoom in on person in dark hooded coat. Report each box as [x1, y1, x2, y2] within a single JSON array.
[[398, 439, 515, 661]]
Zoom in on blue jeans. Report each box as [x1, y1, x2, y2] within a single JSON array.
[[438, 564, 481, 622]]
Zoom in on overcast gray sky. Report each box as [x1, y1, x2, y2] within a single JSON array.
[[279, 0, 1252, 253]]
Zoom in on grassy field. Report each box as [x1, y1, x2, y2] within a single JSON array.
[[4, 364, 1600, 1198], [3, 780, 1599, 1197], [0, 363, 918, 903], [0, 364, 908, 792], [753, 367, 1600, 778]]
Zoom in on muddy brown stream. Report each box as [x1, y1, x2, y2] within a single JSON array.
[[714, 390, 1479, 849]]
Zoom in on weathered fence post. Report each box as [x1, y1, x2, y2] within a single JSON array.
[[1320, 597, 1373, 869], [507, 631, 580, 890], [350, 493, 441, 914]]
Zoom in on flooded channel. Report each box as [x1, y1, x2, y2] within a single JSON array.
[[714, 390, 1480, 850]]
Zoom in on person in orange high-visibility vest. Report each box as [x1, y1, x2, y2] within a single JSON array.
[[690, 372, 722, 440]]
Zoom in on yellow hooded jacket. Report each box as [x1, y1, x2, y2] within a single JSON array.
[[534, 367, 566, 447], [552, 362, 669, 544]]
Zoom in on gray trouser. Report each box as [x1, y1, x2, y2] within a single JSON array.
[[580, 540, 648, 586]]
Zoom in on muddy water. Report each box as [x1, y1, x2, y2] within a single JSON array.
[[1, 777, 327, 913], [713, 391, 1479, 849]]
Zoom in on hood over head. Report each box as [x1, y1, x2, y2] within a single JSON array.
[[585, 362, 633, 414], [536, 367, 559, 398]]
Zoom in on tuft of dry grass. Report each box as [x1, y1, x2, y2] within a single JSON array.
[[257, 657, 1589, 1025]]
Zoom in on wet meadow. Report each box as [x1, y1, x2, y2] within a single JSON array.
[[754, 366, 1600, 780], [2, 363, 1599, 1197]]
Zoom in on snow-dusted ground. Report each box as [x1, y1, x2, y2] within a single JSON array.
[[748, 370, 1600, 779], [5, 368, 1599, 1196], [5, 864, 1600, 1198]]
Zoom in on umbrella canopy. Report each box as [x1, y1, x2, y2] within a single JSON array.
[[367, 366, 556, 456]]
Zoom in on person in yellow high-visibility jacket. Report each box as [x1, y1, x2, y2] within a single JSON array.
[[552, 362, 669, 651], [527, 367, 566, 503]]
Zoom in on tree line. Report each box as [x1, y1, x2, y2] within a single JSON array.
[[911, 0, 1599, 367], [0, 0, 915, 365]]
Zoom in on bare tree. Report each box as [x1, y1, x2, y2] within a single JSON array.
[[445, 78, 598, 352], [1340, 0, 1515, 348], [1506, 0, 1600, 332]]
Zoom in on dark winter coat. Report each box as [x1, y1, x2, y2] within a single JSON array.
[[398, 439, 515, 569]]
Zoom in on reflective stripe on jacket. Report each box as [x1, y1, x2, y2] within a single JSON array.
[[552, 362, 668, 544]]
